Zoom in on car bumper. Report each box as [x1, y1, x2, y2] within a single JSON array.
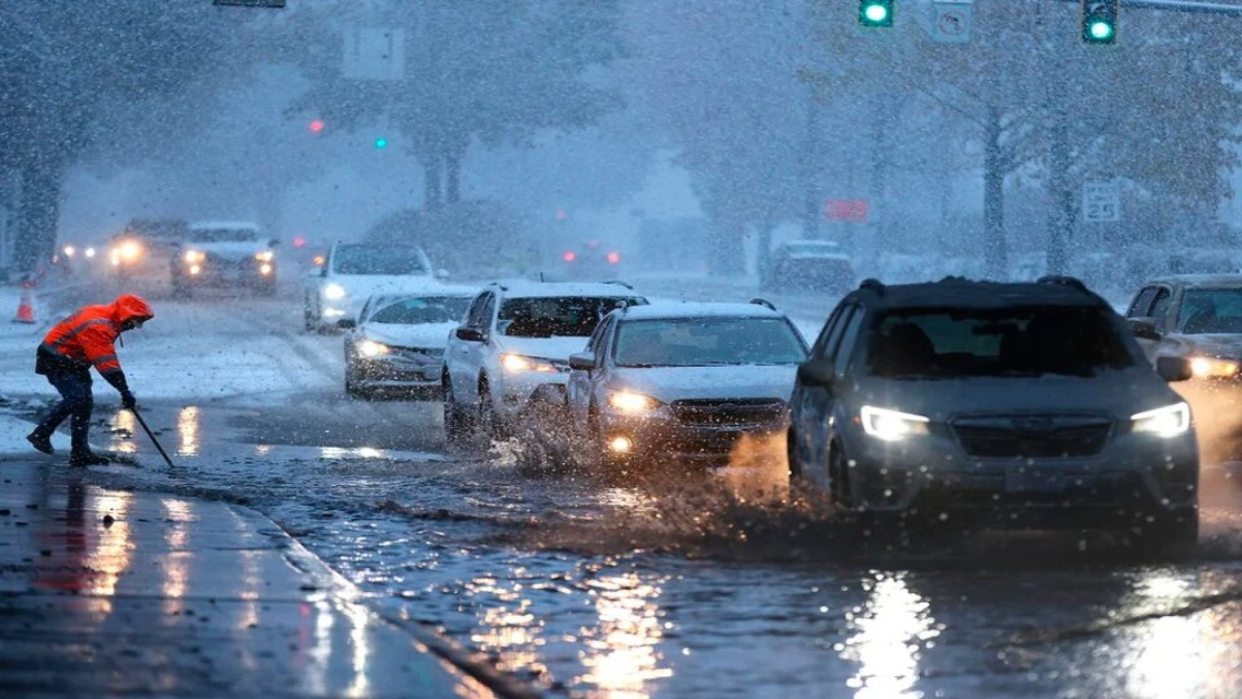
[[350, 356, 443, 395], [599, 411, 788, 465], [843, 428, 1198, 523], [179, 264, 276, 286], [493, 372, 571, 417]]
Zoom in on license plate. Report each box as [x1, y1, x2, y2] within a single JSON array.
[[1005, 467, 1065, 494]]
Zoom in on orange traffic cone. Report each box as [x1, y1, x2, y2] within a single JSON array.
[[13, 283, 35, 324]]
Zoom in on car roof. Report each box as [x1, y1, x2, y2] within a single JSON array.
[[189, 220, 259, 231], [487, 281, 642, 299], [1143, 274, 1242, 289], [850, 278, 1109, 310], [618, 301, 788, 321], [367, 288, 476, 305]]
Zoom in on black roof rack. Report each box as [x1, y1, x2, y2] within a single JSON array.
[[1036, 275, 1089, 293], [603, 280, 634, 290], [749, 297, 778, 311], [859, 278, 885, 294], [486, 281, 509, 291]]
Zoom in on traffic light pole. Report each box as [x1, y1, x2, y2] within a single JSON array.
[[1059, 0, 1242, 16]]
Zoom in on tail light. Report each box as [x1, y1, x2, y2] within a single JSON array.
[[563, 251, 577, 263], [607, 251, 622, 265]]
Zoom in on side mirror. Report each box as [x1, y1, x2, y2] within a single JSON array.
[[1156, 356, 1193, 382], [569, 352, 596, 371], [337, 318, 357, 330], [797, 359, 838, 388], [1128, 317, 1162, 341], [455, 326, 486, 343], [435, 268, 450, 280]]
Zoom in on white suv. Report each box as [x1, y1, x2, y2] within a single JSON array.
[[305, 242, 443, 331], [441, 281, 647, 441]]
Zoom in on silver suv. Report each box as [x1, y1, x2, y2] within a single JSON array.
[[788, 277, 1199, 552]]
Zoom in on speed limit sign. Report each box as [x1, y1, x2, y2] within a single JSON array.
[[1082, 181, 1121, 222]]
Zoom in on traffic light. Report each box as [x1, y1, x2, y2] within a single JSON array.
[[374, 136, 389, 149], [859, 0, 893, 28], [308, 119, 325, 134], [1081, 0, 1118, 45]]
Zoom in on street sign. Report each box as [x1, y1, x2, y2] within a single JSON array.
[[343, 28, 405, 81], [213, 0, 285, 7], [1082, 181, 1121, 222], [825, 199, 870, 222], [931, 0, 974, 44]]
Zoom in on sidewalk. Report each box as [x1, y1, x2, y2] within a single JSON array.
[[0, 417, 536, 698]]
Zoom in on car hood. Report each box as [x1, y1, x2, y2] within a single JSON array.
[[609, 365, 797, 403], [325, 274, 440, 296], [854, 370, 1181, 422], [360, 321, 456, 349], [1166, 333, 1242, 359], [494, 335, 590, 361], [189, 241, 268, 260]]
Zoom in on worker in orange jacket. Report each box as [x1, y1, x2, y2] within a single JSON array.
[[26, 294, 154, 466]]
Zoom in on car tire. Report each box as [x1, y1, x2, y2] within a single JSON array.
[[442, 374, 474, 444], [1135, 510, 1199, 558], [475, 378, 507, 442], [786, 427, 804, 483]]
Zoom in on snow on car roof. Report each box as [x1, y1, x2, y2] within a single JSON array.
[[619, 301, 787, 321], [189, 220, 260, 231], [366, 287, 476, 305], [858, 278, 1108, 309], [1146, 274, 1242, 288], [490, 280, 642, 298]]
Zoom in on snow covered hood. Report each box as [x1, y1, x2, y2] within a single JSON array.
[[609, 365, 798, 403], [854, 369, 1180, 423], [494, 335, 590, 362], [327, 275, 444, 312], [359, 321, 456, 350]]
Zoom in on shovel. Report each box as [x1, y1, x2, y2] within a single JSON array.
[[129, 406, 176, 469]]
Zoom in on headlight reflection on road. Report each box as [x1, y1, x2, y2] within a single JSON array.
[[839, 573, 939, 699], [111, 409, 138, 454], [1120, 572, 1229, 699], [177, 406, 200, 456], [467, 575, 551, 681], [578, 572, 672, 698]]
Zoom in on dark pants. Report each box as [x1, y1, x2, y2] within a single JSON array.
[[34, 369, 93, 453]]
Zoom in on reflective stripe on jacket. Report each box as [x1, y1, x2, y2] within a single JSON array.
[[39, 295, 153, 378]]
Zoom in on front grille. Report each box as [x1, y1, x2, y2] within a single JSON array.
[[952, 414, 1112, 459], [670, 398, 785, 427], [393, 346, 443, 363]]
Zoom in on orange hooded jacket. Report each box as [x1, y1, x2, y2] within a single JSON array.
[[38, 294, 154, 384]]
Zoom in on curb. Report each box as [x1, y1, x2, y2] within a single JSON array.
[[235, 505, 545, 699]]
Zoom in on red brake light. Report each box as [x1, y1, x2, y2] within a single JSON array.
[[563, 251, 577, 263], [607, 251, 621, 265]]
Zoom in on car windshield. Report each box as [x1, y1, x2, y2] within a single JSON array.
[[190, 228, 258, 243], [867, 306, 1137, 378], [369, 296, 471, 325], [1177, 288, 1242, 334], [614, 317, 807, 368], [498, 296, 640, 338], [333, 245, 428, 275]]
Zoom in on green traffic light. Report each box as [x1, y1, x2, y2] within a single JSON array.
[[1088, 21, 1114, 40], [859, 1, 893, 28], [374, 137, 388, 149]]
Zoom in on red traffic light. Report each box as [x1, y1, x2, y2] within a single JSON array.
[[607, 251, 622, 265], [562, 251, 577, 263], [308, 119, 325, 134], [292, 236, 306, 248]]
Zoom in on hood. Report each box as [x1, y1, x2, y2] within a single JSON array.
[[494, 335, 590, 361], [110, 294, 154, 326], [609, 365, 798, 403], [189, 240, 268, 260], [1167, 333, 1242, 359], [325, 275, 441, 306], [853, 369, 1180, 422], [361, 321, 456, 349]]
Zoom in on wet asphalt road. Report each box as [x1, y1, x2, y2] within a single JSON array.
[[11, 288, 1242, 698]]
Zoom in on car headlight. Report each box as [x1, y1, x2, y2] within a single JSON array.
[[1189, 356, 1238, 379], [860, 405, 930, 442], [184, 250, 205, 264], [501, 353, 558, 373], [608, 391, 661, 414], [255, 250, 275, 262], [358, 340, 391, 358], [323, 283, 347, 300], [115, 240, 143, 262], [1132, 402, 1190, 438]]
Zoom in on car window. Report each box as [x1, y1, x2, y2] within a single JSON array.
[[1177, 288, 1242, 334], [833, 308, 865, 377], [1127, 287, 1158, 318], [189, 227, 258, 243], [370, 296, 472, 325], [497, 296, 640, 338], [825, 305, 857, 364], [332, 245, 428, 275], [811, 306, 847, 358], [613, 317, 807, 368], [588, 316, 614, 367], [866, 305, 1137, 378], [1149, 288, 1173, 327], [465, 292, 492, 329]]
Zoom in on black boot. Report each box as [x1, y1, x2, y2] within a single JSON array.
[[26, 431, 54, 455], [68, 450, 109, 467]]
